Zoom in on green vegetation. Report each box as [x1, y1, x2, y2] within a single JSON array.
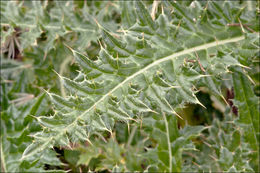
[[1, 1, 259, 172]]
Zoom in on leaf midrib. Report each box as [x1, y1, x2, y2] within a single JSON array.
[[1, 137, 6, 172]]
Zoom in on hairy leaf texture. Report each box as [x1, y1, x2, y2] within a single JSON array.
[[23, 1, 259, 171]]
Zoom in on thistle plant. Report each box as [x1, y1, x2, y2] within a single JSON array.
[[1, 1, 259, 172]]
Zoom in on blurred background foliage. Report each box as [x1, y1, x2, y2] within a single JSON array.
[[0, 0, 259, 172]]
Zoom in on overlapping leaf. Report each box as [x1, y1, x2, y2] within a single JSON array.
[[232, 67, 259, 171]]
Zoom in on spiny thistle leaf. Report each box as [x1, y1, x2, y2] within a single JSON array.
[[20, 1, 259, 172]]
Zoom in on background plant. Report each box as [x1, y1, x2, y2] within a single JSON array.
[[1, 1, 259, 172]]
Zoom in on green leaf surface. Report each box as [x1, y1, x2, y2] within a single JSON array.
[[23, 3, 259, 171], [1, 1, 258, 172], [232, 69, 259, 170]]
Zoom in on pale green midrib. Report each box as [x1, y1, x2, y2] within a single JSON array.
[[163, 112, 172, 172], [59, 56, 73, 97], [0, 138, 6, 172], [0, 23, 95, 32], [45, 35, 246, 149]]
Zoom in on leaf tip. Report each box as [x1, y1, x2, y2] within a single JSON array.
[[64, 43, 75, 53], [220, 94, 229, 106], [197, 100, 206, 109], [93, 18, 102, 29], [42, 88, 51, 97], [52, 69, 63, 79]]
